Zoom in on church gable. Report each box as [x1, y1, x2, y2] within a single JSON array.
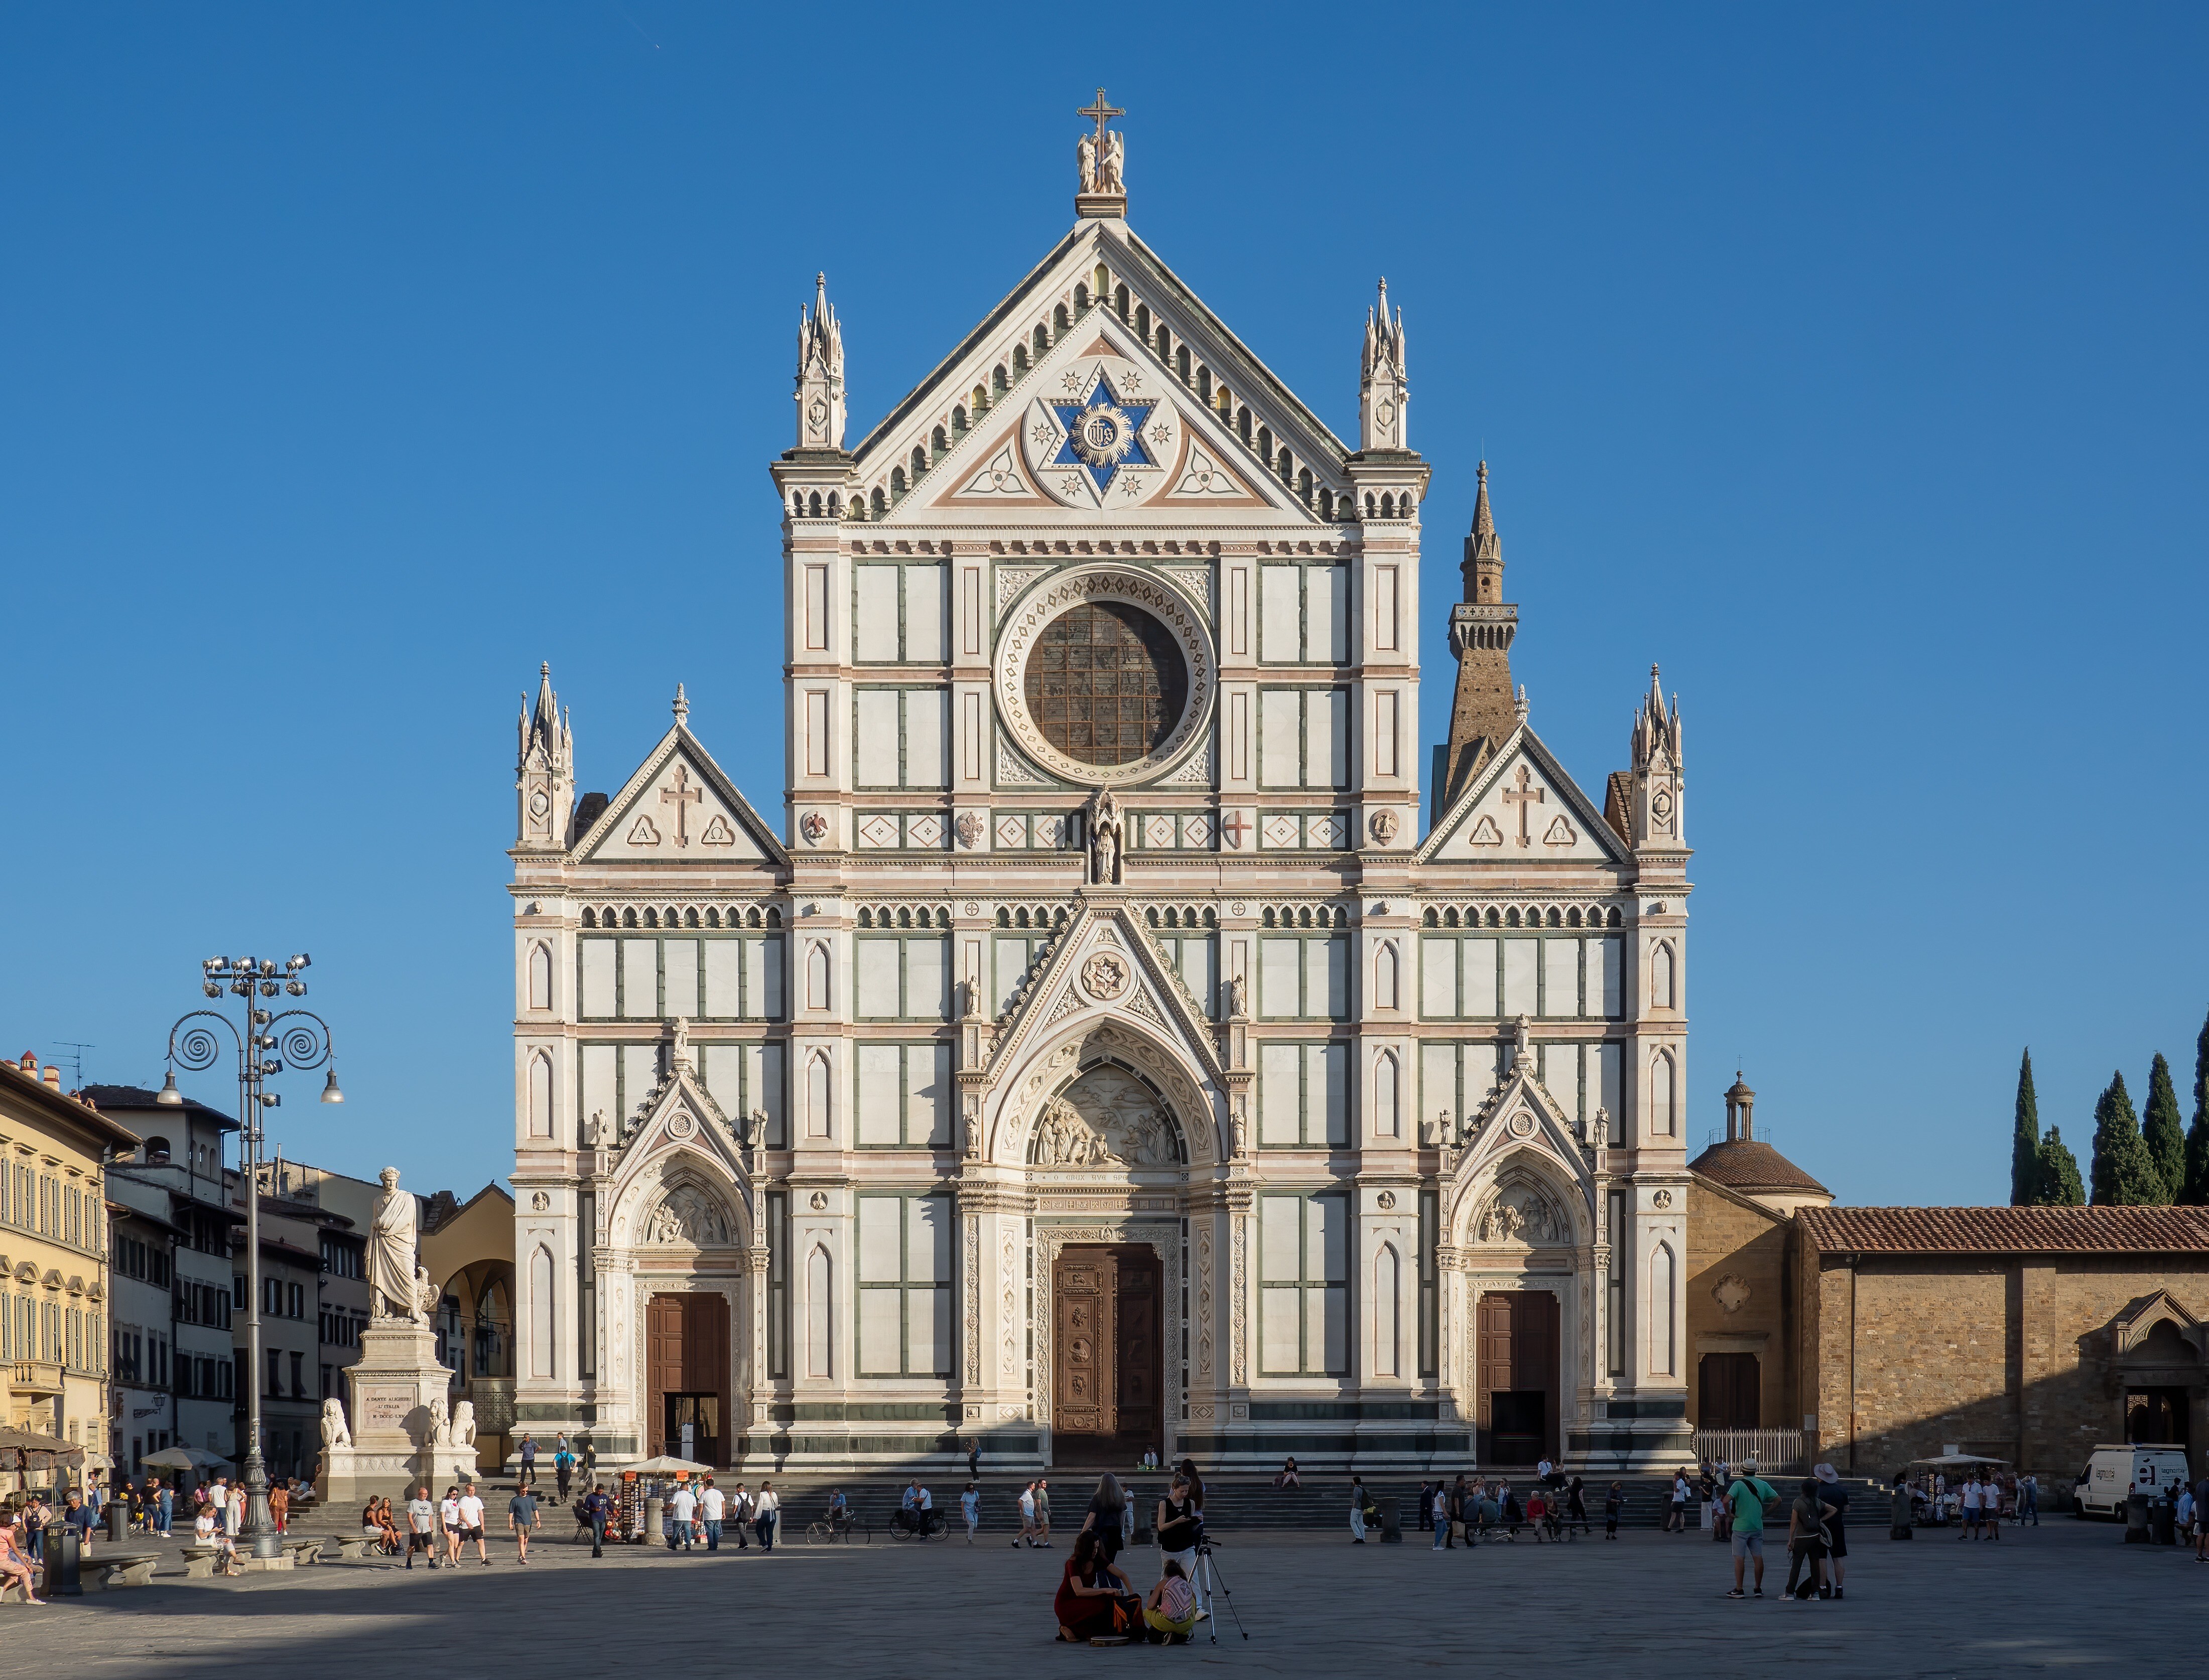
[[1421, 728, 1624, 865], [573, 724, 787, 867], [987, 904, 1223, 1087], [853, 223, 1347, 527]]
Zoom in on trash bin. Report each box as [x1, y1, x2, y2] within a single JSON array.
[[2149, 1498, 2176, 1546], [107, 1501, 128, 1543], [42, 1522, 83, 1598], [2124, 1492, 2151, 1543], [1376, 1497, 1401, 1543]]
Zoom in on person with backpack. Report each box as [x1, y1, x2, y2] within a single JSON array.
[[1722, 1458, 1776, 1598], [1783, 1478, 1832, 1601]]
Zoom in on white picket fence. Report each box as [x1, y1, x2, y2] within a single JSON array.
[[1692, 1429, 1810, 1472]]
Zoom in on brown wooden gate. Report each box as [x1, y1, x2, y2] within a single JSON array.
[[646, 1292, 730, 1468], [1476, 1290, 1558, 1467], [1053, 1246, 1161, 1465], [1699, 1352, 1761, 1430]]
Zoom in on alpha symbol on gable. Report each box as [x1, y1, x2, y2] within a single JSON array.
[[700, 813, 735, 847], [659, 764, 704, 848], [1541, 815, 1578, 847], [626, 816, 661, 846], [1502, 764, 1545, 848], [1468, 814, 1503, 847]]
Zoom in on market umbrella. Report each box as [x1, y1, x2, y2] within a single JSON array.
[[141, 1446, 233, 1472], [627, 1455, 713, 1476], [0, 1426, 85, 1472]]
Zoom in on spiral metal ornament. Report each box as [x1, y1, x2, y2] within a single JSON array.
[[272, 1013, 333, 1070], [173, 1021, 227, 1073]]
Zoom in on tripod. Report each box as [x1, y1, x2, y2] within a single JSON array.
[[1192, 1537, 1249, 1643]]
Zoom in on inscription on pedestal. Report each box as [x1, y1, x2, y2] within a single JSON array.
[[360, 1386, 413, 1433]]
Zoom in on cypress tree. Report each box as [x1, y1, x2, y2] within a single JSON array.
[[2185, 1006, 2209, 1206], [2032, 1126, 2086, 1206], [2009, 1048, 2040, 1205], [2142, 1053, 2185, 1205], [2089, 1071, 2159, 1206]]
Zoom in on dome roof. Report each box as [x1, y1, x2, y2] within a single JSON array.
[[1688, 1137, 1829, 1197]]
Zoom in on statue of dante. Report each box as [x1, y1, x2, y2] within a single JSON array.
[[367, 1166, 421, 1321]]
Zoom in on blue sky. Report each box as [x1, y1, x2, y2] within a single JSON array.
[[2, 4, 2202, 1203]]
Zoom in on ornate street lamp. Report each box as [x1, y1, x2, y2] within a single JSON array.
[[158, 953, 342, 1564]]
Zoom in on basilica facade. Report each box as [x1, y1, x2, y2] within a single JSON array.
[[506, 112, 1696, 1476]]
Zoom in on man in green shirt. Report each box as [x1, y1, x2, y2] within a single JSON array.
[[1724, 1458, 1776, 1598]]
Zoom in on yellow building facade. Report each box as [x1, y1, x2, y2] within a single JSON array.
[[2, 1054, 139, 1465]]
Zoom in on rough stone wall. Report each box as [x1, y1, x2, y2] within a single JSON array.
[[1792, 1242, 2209, 1478], [1684, 1180, 1790, 1428]]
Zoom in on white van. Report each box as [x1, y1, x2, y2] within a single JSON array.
[[2071, 1444, 2192, 1517]]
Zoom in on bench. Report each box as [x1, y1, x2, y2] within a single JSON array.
[[96, 1551, 164, 1590], [331, 1536, 376, 1561], [181, 1544, 235, 1579], [282, 1537, 323, 1566], [1, 1571, 37, 1604]]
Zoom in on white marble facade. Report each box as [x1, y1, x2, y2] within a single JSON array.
[[506, 119, 1695, 1475]]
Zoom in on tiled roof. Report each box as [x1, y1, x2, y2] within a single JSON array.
[[1689, 1139, 1829, 1195], [81, 1083, 239, 1130], [1797, 1204, 2209, 1255]]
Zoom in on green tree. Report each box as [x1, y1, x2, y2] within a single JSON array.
[[2031, 1126, 2086, 1205], [2089, 1071, 2160, 1205], [2142, 1053, 2185, 1204], [2185, 1006, 2209, 1206], [2009, 1048, 2040, 1205]]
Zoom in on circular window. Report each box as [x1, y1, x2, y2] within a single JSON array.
[[1022, 602, 1188, 767], [995, 566, 1214, 785]]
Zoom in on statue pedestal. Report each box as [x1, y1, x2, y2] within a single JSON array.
[[317, 1320, 474, 1507]]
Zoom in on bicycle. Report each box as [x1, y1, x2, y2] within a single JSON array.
[[806, 1510, 866, 1545], [888, 1507, 948, 1542]]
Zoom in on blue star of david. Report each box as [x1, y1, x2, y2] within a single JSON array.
[[1050, 372, 1157, 493]]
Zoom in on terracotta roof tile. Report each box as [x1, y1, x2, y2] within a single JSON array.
[[1796, 1204, 2209, 1255], [1690, 1139, 1829, 1195]]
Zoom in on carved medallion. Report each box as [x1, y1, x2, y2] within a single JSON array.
[[1713, 1273, 1751, 1315], [1081, 951, 1129, 1000], [799, 810, 829, 846]]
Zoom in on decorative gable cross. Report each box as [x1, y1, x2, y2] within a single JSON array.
[[660, 764, 703, 848], [1078, 88, 1124, 149], [1502, 764, 1544, 848]]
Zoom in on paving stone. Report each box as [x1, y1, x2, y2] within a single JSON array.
[[11, 1517, 2199, 1677]]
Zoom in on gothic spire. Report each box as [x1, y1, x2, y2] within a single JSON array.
[[793, 272, 846, 451], [1358, 277, 1409, 451], [1462, 460, 1502, 601]]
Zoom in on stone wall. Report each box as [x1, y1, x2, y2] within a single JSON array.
[[1795, 1236, 2209, 1479], [1684, 1179, 1792, 1429]]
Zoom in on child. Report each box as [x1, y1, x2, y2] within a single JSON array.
[[1603, 1481, 1625, 1539]]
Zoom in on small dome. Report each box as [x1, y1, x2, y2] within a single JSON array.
[[1689, 1137, 1829, 1198]]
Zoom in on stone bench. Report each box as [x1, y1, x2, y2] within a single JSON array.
[[1, 1571, 37, 1604], [283, 1537, 323, 1566], [96, 1551, 164, 1590], [181, 1544, 235, 1579], [330, 1535, 377, 1561]]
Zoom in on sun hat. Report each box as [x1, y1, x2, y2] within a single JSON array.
[[1814, 1463, 1839, 1484]]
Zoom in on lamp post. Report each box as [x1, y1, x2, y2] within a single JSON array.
[[158, 954, 342, 1563]]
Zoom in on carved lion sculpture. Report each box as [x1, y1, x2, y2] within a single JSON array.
[[320, 1396, 351, 1449]]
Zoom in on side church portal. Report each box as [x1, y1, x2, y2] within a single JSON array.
[[505, 105, 1696, 1475]]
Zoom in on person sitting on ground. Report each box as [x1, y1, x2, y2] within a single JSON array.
[[1053, 1528, 1138, 1643], [1143, 1557, 1201, 1644], [1274, 1456, 1301, 1490]]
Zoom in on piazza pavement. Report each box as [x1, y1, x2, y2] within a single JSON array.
[[5, 1511, 2200, 1677]]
